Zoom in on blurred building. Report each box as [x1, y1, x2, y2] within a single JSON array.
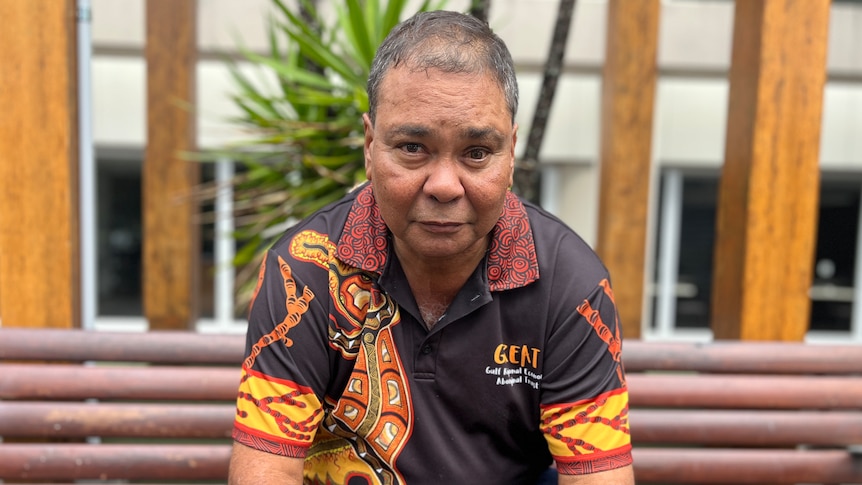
[[82, 0, 862, 340]]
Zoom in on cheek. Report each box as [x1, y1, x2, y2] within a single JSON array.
[[476, 166, 514, 197], [469, 186, 507, 221], [471, 172, 512, 219], [374, 191, 411, 236], [370, 154, 423, 196], [371, 169, 412, 218]]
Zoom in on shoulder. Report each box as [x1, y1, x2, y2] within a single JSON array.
[[521, 199, 610, 282], [269, 185, 364, 257]]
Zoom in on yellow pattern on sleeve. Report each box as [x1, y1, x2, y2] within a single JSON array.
[[236, 368, 325, 446], [541, 388, 630, 458]]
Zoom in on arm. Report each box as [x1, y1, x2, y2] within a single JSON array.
[[541, 277, 633, 482], [228, 442, 305, 485], [231, 250, 328, 482], [558, 465, 634, 485]]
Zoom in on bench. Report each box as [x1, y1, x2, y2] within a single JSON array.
[[1, 327, 860, 484], [0, 328, 241, 483], [625, 340, 862, 484]]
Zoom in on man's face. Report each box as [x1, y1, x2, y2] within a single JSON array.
[[363, 66, 517, 267]]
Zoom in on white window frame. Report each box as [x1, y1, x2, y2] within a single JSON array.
[[648, 169, 862, 343], [94, 158, 247, 334]]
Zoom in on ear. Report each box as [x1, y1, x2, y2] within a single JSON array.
[[363, 113, 374, 180], [508, 123, 518, 187]]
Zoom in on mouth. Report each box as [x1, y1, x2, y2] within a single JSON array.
[[418, 221, 464, 234]]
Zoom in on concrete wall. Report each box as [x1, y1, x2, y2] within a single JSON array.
[[88, 0, 862, 245]]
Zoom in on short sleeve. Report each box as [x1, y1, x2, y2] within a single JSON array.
[[232, 246, 332, 457], [539, 278, 633, 474]]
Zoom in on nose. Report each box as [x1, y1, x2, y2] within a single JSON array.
[[424, 158, 465, 203]]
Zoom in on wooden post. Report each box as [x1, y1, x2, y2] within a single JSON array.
[[711, 0, 830, 341], [595, 0, 661, 340], [0, 0, 80, 328], [143, 0, 200, 330]]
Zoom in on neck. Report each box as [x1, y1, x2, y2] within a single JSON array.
[[394, 239, 488, 329], [403, 262, 477, 329]]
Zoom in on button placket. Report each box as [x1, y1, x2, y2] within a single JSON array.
[[414, 334, 440, 378]]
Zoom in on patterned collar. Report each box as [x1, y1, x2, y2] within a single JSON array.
[[336, 184, 539, 291]]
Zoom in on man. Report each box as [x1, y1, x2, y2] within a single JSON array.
[[229, 10, 633, 485]]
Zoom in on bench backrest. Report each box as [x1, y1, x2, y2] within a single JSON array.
[[1, 328, 860, 484]]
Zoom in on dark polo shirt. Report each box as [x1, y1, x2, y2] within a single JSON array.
[[233, 183, 632, 484]]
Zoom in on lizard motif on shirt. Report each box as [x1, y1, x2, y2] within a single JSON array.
[[244, 254, 315, 369]]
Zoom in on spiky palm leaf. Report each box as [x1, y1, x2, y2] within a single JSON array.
[[204, 0, 446, 308]]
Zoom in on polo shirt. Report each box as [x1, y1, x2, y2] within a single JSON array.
[[233, 183, 632, 484]]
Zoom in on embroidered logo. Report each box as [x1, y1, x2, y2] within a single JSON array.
[[485, 343, 543, 390]]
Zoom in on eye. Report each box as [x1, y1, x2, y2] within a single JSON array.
[[401, 143, 423, 154], [466, 148, 490, 161]]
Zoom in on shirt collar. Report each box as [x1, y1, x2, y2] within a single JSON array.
[[335, 184, 539, 291]]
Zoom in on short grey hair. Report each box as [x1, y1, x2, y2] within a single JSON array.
[[366, 10, 519, 125]]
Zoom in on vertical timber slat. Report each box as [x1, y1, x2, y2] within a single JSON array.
[[144, 0, 200, 330], [0, 0, 80, 328], [711, 0, 830, 341], [596, 0, 661, 340]]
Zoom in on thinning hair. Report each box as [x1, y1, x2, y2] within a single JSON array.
[[366, 10, 519, 125]]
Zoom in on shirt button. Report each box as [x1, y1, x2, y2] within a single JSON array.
[[421, 345, 433, 355]]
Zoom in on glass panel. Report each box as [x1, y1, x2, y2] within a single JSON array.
[[650, 171, 718, 330], [674, 176, 718, 328], [97, 158, 143, 316], [199, 162, 216, 319], [810, 180, 859, 332], [96, 158, 224, 319]]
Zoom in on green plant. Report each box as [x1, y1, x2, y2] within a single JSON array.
[[201, 0, 446, 306]]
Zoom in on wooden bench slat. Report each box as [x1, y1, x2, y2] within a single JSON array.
[[627, 373, 862, 409], [4, 401, 858, 448], [0, 328, 244, 364], [4, 363, 860, 409], [630, 409, 862, 446], [2, 444, 858, 483], [0, 444, 230, 481], [623, 340, 862, 374], [0, 364, 239, 401], [0, 401, 235, 439], [4, 328, 860, 374], [631, 448, 862, 484]]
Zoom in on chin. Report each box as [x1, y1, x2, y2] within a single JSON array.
[[419, 242, 479, 261]]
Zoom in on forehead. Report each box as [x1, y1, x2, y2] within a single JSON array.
[[375, 66, 510, 123]]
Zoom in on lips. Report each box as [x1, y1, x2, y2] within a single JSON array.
[[418, 221, 463, 233]]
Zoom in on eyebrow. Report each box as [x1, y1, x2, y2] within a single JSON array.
[[384, 124, 505, 145], [462, 126, 505, 145], [385, 124, 433, 139]]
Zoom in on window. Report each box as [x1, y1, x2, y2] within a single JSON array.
[[651, 169, 717, 339], [95, 156, 242, 328], [97, 157, 142, 316], [650, 168, 862, 342], [810, 178, 859, 333]]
